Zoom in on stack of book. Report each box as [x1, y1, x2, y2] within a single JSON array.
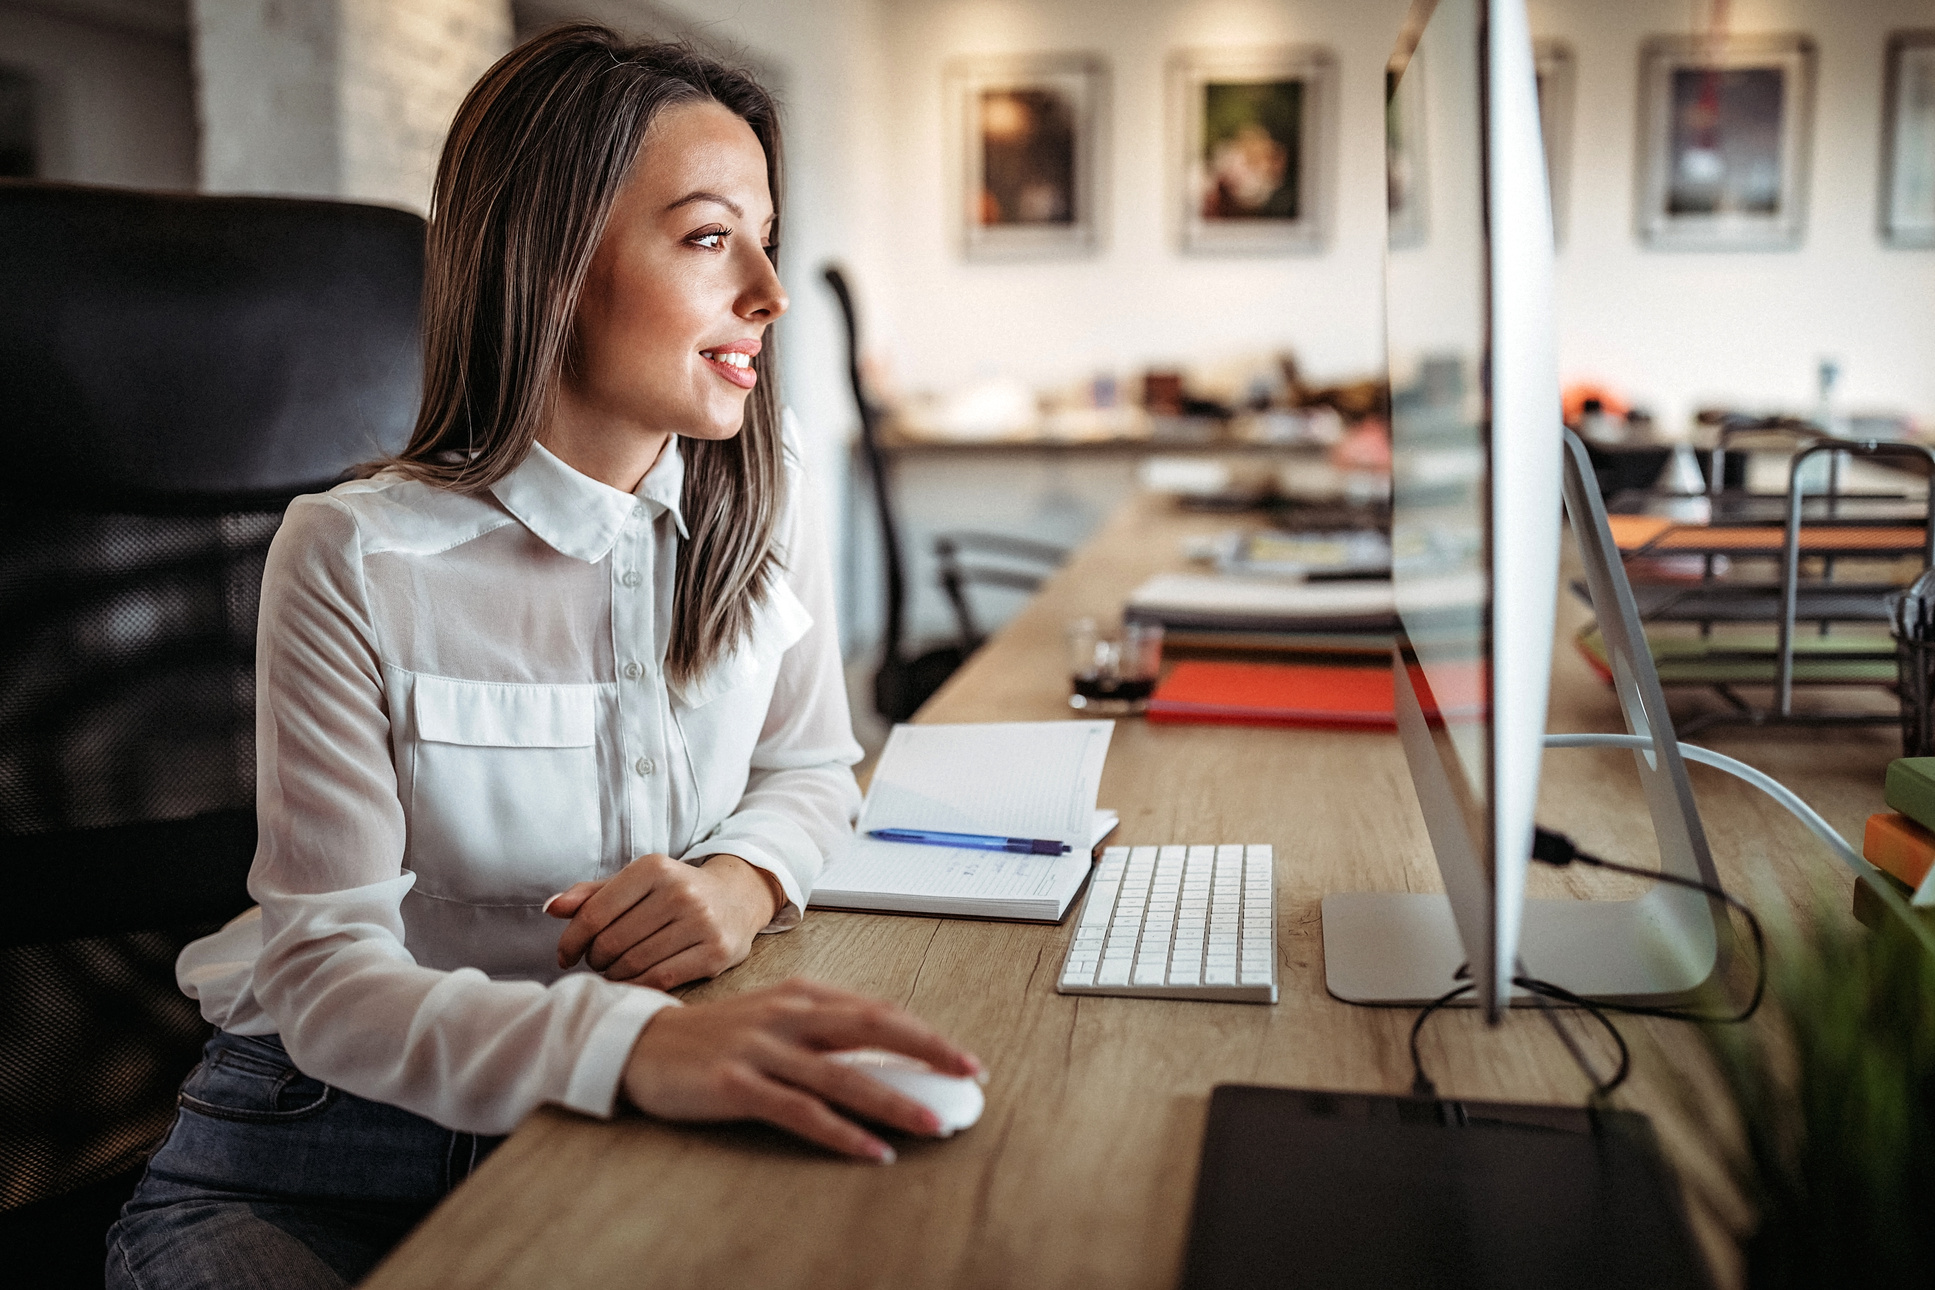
[[1856, 757, 1935, 925]]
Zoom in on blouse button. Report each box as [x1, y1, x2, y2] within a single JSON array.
[[635, 757, 656, 776], [622, 661, 642, 680], [621, 570, 642, 588]]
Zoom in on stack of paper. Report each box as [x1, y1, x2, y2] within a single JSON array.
[[811, 720, 1115, 921]]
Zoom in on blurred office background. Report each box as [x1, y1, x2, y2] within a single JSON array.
[[5, 0, 1932, 727]]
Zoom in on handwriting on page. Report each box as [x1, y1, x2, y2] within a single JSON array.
[[828, 843, 1087, 901]]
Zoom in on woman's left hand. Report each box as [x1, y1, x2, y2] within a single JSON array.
[[546, 853, 785, 989]]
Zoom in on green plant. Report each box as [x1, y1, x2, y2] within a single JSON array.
[[1695, 890, 1935, 1289]]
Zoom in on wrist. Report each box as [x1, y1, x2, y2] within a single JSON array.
[[704, 853, 786, 923]]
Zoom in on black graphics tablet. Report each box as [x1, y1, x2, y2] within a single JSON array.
[[1178, 1085, 1710, 1290]]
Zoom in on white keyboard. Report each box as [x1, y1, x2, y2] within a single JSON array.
[[1057, 845, 1277, 1003]]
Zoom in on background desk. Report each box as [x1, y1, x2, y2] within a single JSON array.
[[365, 493, 1896, 1290], [843, 432, 1305, 659]]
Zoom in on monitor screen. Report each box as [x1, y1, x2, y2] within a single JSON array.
[[1388, 0, 1494, 886]]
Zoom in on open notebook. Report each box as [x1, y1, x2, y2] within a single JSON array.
[[810, 721, 1115, 921]]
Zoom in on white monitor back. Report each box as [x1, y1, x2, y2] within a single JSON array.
[[1383, 0, 1559, 1020]]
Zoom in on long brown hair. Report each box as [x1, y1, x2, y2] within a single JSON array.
[[381, 24, 788, 685]]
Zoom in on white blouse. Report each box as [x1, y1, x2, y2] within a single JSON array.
[[176, 416, 863, 1135]]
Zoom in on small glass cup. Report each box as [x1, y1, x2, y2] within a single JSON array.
[[1067, 618, 1163, 713]]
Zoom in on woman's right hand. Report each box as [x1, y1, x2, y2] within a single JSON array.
[[620, 977, 983, 1162]]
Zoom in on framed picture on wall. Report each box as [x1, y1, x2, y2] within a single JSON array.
[[947, 53, 1107, 260], [1170, 46, 1334, 254], [1636, 33, 1815, 250], [1882, 31, 1935, 248], [1535, 41, 1575, 246], [1385, 52, 1427, 249]]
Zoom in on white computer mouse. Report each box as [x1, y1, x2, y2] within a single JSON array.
[[826, 1048, 986, 1136]]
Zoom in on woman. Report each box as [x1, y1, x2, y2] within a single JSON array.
[[107, 26, 977, 1290]]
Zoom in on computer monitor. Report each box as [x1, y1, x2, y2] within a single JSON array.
[[1320, 0, 1732, 1020]]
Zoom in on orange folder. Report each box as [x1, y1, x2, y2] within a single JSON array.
[[1863, 812, 1935, 891], [1146, 660, 1396, 730]]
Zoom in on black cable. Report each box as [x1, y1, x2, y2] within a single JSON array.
[[1408, 976, 1634, 1100], [1407, 827, 1763, 1104], [1408, 980, 1473, 1099], [1512, 975, 1633, 1098], [1531, 826, 1767, 1025]]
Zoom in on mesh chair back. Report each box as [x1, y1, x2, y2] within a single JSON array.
[[0, 181, 424, 1212]]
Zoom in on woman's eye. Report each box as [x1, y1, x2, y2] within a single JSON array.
[[689, 228, 730, 250]]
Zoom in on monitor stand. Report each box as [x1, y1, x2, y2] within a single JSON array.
[[1322, 888, 1718, 1006], [1322, 432, 1733, 1009]]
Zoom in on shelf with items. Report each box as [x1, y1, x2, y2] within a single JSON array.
[[1573, 436, 1935, 737]]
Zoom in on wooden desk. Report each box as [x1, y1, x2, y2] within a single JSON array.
[[366, 494, 1897, 1290]]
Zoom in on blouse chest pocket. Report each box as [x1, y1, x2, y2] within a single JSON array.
[[403, 673, 603, 905]]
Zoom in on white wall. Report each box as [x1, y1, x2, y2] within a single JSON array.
[[192, 0, 511, 211], [869, 0, 1412, 396], [866, 0, 1935, 426], [339, 0, 513, 209], [1530, 0, 1935, 432], [0, 1, 197, 189]]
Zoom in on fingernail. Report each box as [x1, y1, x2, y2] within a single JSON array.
[[872, 1143, 897, 1165], [541, 893, 563, 915]]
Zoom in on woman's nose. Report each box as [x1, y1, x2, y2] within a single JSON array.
[[737, 249, 788, 322]]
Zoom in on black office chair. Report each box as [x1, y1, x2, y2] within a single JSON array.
[[934, 531, 1067, 652], [0, 181, 424, 1287], [822, 264, 1064, 719]]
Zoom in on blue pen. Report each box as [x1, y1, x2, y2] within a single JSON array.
[[869, 828, 1070, 856]]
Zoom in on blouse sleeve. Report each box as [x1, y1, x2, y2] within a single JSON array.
[[245, 494, 675, 1136], [680, 416, 866, 925]]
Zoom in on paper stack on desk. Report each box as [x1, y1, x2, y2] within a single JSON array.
[[811, 720, 1115, 921]]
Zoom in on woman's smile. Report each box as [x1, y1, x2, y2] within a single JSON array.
[[699, 338, 761, 389]]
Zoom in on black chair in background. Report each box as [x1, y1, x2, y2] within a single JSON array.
[[934, 530, 1067, 652], [822, 264, 1064, 721], [0, 181, 424, 1286]]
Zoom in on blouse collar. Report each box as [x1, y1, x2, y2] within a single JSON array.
[[490, 439, 689, 563]]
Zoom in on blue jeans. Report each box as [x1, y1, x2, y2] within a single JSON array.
[[106, 1031, 503, 1290]]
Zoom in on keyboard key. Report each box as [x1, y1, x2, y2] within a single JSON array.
[[1059, 841, 1275, 1002]]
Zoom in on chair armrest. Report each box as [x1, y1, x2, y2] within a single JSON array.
[[932, 531, 1068, 568]]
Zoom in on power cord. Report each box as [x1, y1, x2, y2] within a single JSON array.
[[1408, 971, 1635, 1101], [1406, 729, 1924, 1105], [1408, 981, 1473, 1099], [1516, 974, 1631, 1100], [1545, 731, 1935, 957], [1407, 825, 1764, 1104], [1529, 826, 1767, 1025]]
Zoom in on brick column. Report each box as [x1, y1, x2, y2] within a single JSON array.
[[191, 0, 511, 212]]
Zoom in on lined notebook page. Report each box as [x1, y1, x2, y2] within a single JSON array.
[[812, 721, 1114, 919], [818, 845, 1085, 904], [856, 721, 1111, 843]]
